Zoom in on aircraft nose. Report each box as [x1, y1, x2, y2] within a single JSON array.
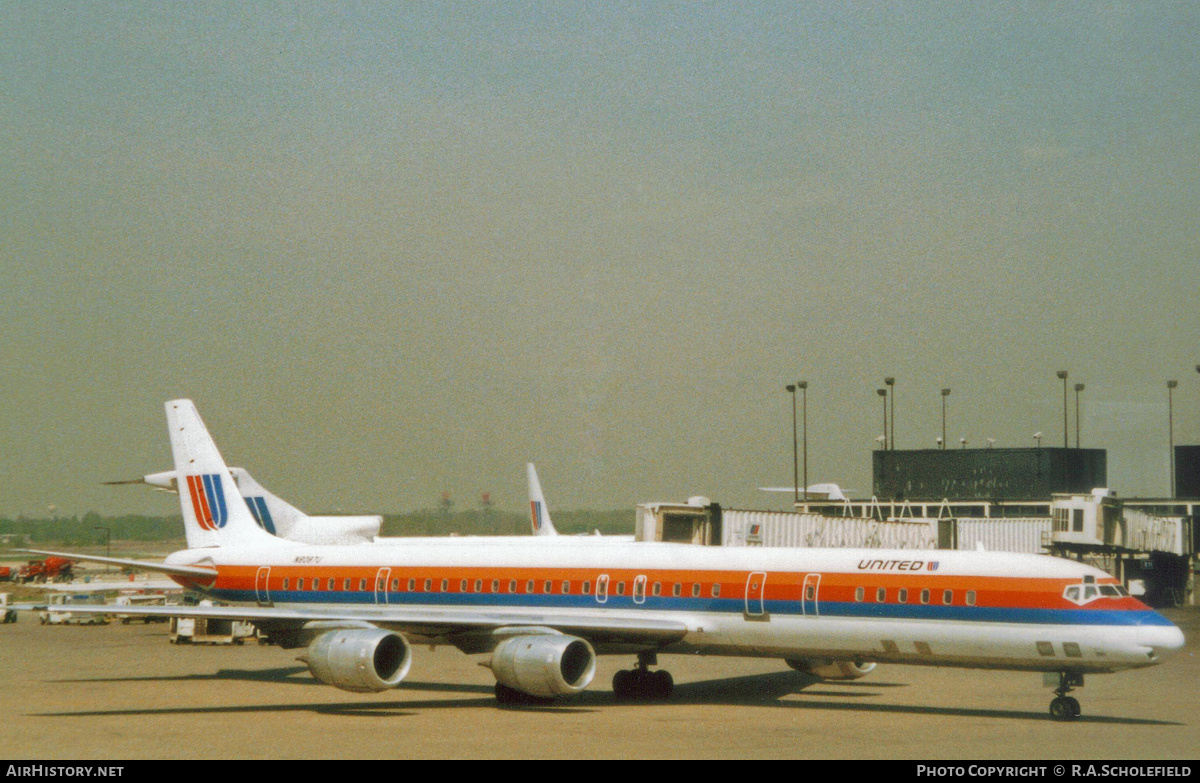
[[1143, 623, 1185, 662]]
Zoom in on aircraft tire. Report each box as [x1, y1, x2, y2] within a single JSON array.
[[650, 669, 674, 699], [1050, 697, 1079, 722]]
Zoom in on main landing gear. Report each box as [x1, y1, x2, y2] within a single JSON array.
[[612, 651, 674, 702], [1048, 672, 1083, 722]]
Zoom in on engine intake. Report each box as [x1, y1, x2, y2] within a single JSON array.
[[786, 658, 876, 680], [490, 634, 596, 698], [304, 628, 412, 693]]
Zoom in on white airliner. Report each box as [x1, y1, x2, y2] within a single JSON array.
[[19, 400, 1185, 721]]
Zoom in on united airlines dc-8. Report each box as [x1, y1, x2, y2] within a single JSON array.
[[19, 400, 1184, 721]]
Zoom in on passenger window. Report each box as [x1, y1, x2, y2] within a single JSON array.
[[583, 580, 591, 595], [1063, 642, 1082, 658], [327, 578, 335, 591], [1036, 641, 1055, 656], [391, 579, 399, 591], [943, 589, 952, 605], [343, 578, 351, 591], [876, 587, 886, 602], [359, 578, 367, 591], [805, 584, 815, 601], [920, 589, 930, 604], [692, 583, 701, 597], [440, 579, 448, 592], [616, 582, 625, 596], [282, 578, 289, 590], [673, 583, 682, 597], [544, 580, 552, 594], [474, 579, 482, 593], [459, 579, 467, 592], [526, 580, 534, 593], [899, 588, 908, 603], [562, 580, 570, 594], [711, 583, 720, 597], [855, 587, 864, 602], [966, 590, 976, 606], [652, 582, 661, 596], [295, 578, 303, 591]]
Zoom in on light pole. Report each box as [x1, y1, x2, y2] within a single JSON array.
[[877, 388, 888, 451], [786, 384, 798, 506], [799, 381, 808, 502], [1074, 383, 1085, 448], [1169, 380, 1178, 497], [884, 377, 895, 450], [940, 388, 950, 450], [1057, 370, 1069, 448]]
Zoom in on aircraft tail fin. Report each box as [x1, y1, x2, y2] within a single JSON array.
[[166, 399, 280, 549], [526, 463, 558, 536]]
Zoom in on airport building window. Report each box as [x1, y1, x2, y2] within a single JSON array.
[[855, 587, 864, 602], [1072, 509, 1084, 532], [899, 589, 908, 603], [966, 590, 976, 606]]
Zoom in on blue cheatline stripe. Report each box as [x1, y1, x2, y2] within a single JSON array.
[[202, 474, 228, 528], [253, 497, 275, 534], [200, 586, 1174, 627]]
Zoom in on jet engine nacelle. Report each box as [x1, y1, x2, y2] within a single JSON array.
[[490, 634, 597, 698], [785, 658, 876, 680], [304, 628, 412, 693]]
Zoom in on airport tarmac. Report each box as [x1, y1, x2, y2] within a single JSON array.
[[0, 607, 1196, 760]]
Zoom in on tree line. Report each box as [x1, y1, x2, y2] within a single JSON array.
[[0, 508, 635, 545]]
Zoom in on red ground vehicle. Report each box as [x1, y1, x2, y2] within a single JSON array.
[[0, 566, 12, 582], [18, 557, 74, 583]]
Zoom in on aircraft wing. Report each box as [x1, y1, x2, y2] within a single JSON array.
[[10, 601, 690, 647], [12, 548, 217, 580]]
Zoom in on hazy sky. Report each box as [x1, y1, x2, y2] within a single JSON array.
[[3, 2, 1198, 519]]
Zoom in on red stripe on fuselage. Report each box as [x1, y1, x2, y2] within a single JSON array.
[[199, 565, 1146, 612]]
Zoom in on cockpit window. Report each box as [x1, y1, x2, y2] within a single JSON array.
[[1064, 582, 1127, 605]]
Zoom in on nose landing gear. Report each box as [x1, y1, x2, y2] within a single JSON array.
[[1049, 672, 1084, 721], [612, 651, 674, 701]]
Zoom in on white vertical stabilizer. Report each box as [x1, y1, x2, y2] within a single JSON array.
[[166, 399, 280, 550], [526, 463, 559, 536]]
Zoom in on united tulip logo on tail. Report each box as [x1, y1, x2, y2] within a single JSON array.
[[186, 474, 228, 530], [530, 500, 544, 532]]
